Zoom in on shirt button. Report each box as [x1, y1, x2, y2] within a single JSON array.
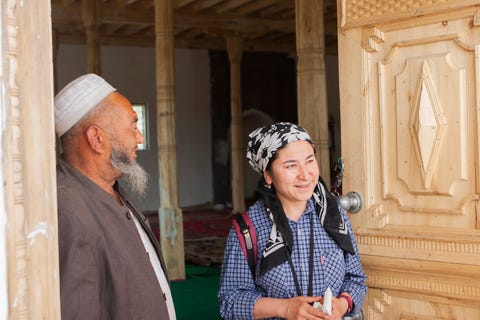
[[126, 211, 132, 220]]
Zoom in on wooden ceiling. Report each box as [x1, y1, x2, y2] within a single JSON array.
[[51, 0, 339, 54]]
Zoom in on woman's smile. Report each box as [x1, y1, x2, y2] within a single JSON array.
[[264, 140, 320, 209]]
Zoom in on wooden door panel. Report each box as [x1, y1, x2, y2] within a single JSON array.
[[338, 1, 480, 318], [372, 21, 479, 231], [366, 288, 480, 320]]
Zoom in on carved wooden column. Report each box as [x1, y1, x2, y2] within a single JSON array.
[[154, 0, 185, 280], [3, 0, 60, 318], [52, 29, 59, 93], [52, 29, 62, 159], [81, 0, 101, 74], [226, 36, 245, 213], [295, 0, 331, 187]]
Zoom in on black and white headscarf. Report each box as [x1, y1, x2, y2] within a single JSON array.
[[246, 122, 313, 174], [246, 122, 355, 275]]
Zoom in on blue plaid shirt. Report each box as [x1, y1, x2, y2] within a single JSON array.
[[218, 199, 367, 320]]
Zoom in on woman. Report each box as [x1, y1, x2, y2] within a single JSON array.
[[218, 122, 367, 320]]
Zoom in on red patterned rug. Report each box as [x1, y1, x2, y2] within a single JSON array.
[[182, 208, 233, 266], [146, 207, 234, 267], [183, 218, 231, 239]]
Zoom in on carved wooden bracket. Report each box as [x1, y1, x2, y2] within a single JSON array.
[[366, 289, 391, 319], [473, 10, 480, 27], [362, 27, 385, 53], [367, 204, 388, 229]]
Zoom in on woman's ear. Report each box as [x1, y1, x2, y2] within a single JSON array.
[[85, 126, 106, 153], [263, 170, 273, 186]]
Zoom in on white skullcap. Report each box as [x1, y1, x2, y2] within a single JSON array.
[[54, 73, 116, 137]]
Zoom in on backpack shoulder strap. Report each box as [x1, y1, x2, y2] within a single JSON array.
[[232, 212, 258, 278]]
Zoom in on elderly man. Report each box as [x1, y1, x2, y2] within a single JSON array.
[[55, 73, 175, 319]]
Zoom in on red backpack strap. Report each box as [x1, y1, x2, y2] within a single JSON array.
[[232, 212, 257, 278]]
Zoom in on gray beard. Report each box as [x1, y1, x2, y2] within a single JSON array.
[[110, 147, 148, 197]]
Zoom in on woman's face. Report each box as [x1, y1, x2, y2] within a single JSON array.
[[263, 140, 319, 207]]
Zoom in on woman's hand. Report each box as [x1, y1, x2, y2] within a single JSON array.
[[325, 295, 350, 320], [282, 296, 325, 319], [254, 295, 347, 320]]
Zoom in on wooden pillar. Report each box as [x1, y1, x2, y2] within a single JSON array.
[[226, 36, 245, 213], [52, 29, 59, 93], [81, 0, 101, 74], [295, 0, 331, 187], [52, 29, 62, 160], [154, 0, 185, 280], [3, 0, 61, 318]]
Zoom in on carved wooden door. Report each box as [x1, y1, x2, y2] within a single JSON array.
[[337, 1, 480, 318]]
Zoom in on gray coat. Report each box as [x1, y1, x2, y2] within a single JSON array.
[[57, 158, 170, 319]]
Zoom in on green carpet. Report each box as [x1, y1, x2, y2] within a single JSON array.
[[171, 264, 222, 320]]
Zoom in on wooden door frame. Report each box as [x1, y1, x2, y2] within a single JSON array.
[[2, 0, 61, 319]]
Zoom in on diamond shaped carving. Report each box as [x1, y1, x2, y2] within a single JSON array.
[[409, 61, 446, 189]]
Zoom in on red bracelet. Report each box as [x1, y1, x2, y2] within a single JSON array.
[[338, 294, 353, 313]]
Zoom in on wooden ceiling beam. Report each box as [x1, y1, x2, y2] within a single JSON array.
[[234, 0, 279, 15], [174, 0, 198, 9], [176, 27, 207, 39], [57, 31, 298, 53], [215, 0, 251, 13], [95, 6, 296, 33], [174, 13, 294, 33], [106, 0, 140, 6], [181, 0, 225, 12], [51, 0, 339, 53]]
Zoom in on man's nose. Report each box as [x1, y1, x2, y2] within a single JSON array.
[[136, 129, 145, 144]]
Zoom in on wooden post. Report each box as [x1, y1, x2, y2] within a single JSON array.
[[226, 36, 245, 213], [81, 0, 101, 74], [3, 0, 61, 318], [154, 0, 185, 280], [295, 0, 331, 187]]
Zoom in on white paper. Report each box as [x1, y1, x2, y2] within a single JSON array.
[[312, 287, 332, 315]]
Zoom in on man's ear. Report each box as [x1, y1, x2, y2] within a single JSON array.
[[85, 126, 106, 153]]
